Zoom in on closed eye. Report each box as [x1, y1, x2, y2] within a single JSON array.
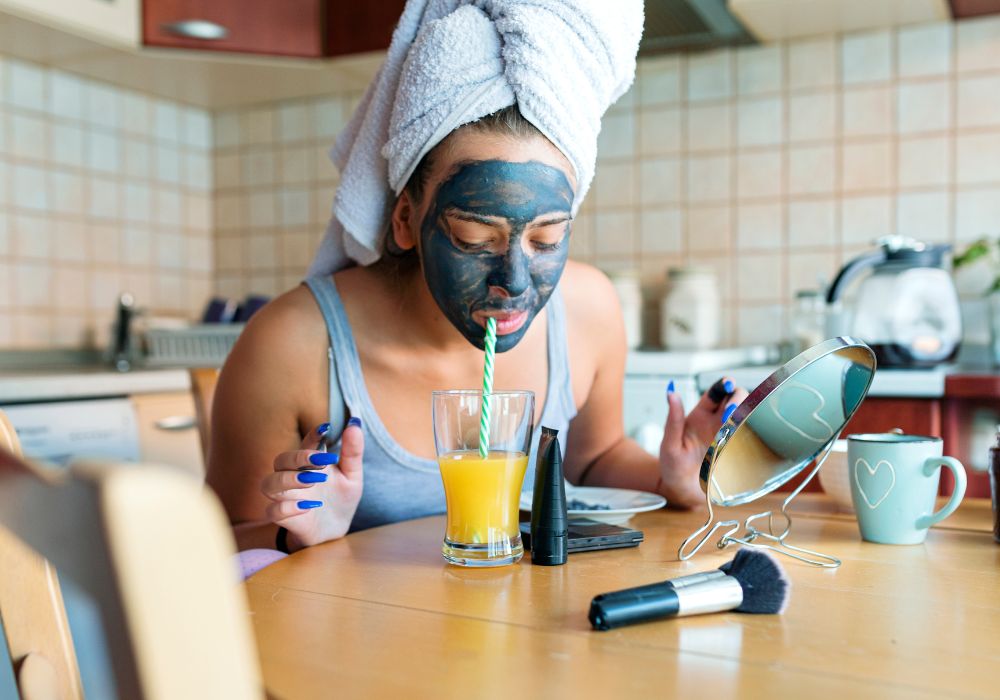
[[527, 221, 570, 252], [444, 216, 505, 252]]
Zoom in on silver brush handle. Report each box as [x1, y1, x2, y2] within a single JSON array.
[[668, 570, 728, 589], [674, 577, 743, 616]]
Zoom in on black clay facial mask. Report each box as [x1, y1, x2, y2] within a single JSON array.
[[420, 160, 574, 352]]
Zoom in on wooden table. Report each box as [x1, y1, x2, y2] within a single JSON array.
[[244, 495, 1000, 699]]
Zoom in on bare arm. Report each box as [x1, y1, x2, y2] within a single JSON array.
[[204, 287, 330, 550], [560, 267, 742, 508], [560, 268, 667, 494]]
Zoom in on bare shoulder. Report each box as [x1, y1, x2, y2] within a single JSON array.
[[557, 261, 625, 403], [559, 260, 623, 343], [231, 283, 326, 363], [217, 281, 328, 420]]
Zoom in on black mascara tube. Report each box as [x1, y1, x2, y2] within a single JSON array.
[[589, 577, 743, 630], [530, 427, 567, 566]]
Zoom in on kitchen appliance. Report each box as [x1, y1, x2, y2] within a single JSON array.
[[1, 398, 141, 466], [826, 236, 962, 368]]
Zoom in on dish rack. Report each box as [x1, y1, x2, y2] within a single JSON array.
[[143, 325, 245, 367]]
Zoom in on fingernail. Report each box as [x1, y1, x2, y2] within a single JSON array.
[[723, 379, 734, 393], [667, 380, 675, 395], [297, 500, 323, 509], [309, 452, 340, 466], [316, 422, 331, 436], [348, 416, 363, 429], [721, 403, 737, 424], [297, 472, 328, 484]]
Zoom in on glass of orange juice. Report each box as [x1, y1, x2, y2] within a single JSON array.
[[432, 390, 535, 567]]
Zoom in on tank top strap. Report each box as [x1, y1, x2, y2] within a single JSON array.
[[540, 285, 578, 434], [303, 275, 361, 431]]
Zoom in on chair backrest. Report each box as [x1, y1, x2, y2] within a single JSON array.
[[0, 409, 83, 700], [0, 418, 262, 699], [188, 368, 220, 467]]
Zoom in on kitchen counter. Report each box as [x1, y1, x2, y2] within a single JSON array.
[[0, 366, 191, 404], [703, 365, 951, 398]]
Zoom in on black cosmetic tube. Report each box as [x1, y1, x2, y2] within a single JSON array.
[[530, 427, 568, 565]]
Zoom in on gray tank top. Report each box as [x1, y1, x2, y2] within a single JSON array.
[[304, 275, 578, 532]]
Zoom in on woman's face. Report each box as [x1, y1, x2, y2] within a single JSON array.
[[412, 132, 576, 352]]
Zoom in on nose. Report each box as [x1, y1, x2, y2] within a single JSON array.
[[488, 243, 531, 298]]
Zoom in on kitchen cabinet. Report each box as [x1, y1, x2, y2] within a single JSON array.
[[0, 0, 139, 47], [143, 0, 405, 58], [143, 0, 325, 58], [325, 0, 407, 57], [131, 391, 203, 479], [942, 374, 1000, 499]]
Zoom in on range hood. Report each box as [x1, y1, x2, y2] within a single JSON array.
[[640, 0, 755, 54], [640, 0, 952, 54]]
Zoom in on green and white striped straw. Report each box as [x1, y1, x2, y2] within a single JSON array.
[[478, 317, 497, 459]]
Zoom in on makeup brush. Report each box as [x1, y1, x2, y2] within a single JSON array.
[[588, 548, 790, 631]]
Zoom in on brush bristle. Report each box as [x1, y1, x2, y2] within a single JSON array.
[[718, 548, 790, 614]]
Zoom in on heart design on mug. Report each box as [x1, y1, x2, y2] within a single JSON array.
[[853, 458, 896, 509]]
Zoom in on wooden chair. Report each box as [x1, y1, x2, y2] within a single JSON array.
[[0, 410, 263, 700], [188, 368, 220, 467], [0, 409, 82, 700]]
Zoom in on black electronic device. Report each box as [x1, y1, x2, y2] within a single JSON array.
[[520, 518, 643, 554]]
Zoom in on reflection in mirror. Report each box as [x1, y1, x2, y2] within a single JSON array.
[[707, 344, 875, 507]]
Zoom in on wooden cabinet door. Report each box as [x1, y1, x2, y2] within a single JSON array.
[[144, 0, 325, 57], [131, 391, 204, 479], [326, 0, 405, 57], [841, 397, 943, 437]]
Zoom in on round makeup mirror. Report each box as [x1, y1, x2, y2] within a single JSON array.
[[701, 337, 876, 507]]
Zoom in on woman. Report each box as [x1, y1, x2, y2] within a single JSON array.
[[206, 1, 746, 553]]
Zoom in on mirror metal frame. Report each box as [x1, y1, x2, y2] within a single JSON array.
[[678, 337, 877, 568]]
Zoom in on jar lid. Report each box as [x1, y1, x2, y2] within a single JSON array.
[[667, 266, 714, 280]]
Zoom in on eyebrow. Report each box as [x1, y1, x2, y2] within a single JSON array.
[[531, 215, 571, 228], [445, 209, 571, 229], [446, 210, 506, 229]]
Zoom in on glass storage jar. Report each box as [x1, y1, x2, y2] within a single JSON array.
[[660, 267, 720, 350]]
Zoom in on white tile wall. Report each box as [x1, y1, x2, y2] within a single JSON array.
[[0, 58, 213, 349], [6, 17, 1000, 350], [206, 16, 1000, 348]]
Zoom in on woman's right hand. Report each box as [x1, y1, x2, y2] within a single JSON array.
[[261, 418, 365, 551]]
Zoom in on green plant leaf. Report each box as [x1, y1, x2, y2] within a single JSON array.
[[991, 277, 1000, 295], [954, 238, 992, 267]]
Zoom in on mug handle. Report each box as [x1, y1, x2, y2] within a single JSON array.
[[916, 457, 967, 530]]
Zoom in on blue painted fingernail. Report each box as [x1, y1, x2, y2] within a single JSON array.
[[724, 379, 734, 393], [721, 403, 737, 424], [667, 380, 675, 395], [316, 422, 331, 436], [348, 416, 362, 429], [297, 472, 328, 484], [297, 500, 323, 509], [309, 452, 339, 466]]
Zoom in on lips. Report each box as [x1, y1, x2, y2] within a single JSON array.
[[475, 309, 529, 335]]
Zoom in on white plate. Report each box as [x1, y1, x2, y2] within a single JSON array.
[[520, 486, 667, 525]]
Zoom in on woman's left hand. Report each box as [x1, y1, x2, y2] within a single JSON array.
[[658, 377, 748, 508]]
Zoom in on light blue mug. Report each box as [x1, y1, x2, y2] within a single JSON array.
[[847, 433, 967, 544]]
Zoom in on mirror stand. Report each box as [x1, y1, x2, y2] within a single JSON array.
[[678, 438, 842, 568]]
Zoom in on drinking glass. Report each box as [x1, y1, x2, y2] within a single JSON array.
[[432, 390, 534, 567]]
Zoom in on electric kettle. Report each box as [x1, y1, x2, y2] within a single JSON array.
[[825, 236, 962, 368]]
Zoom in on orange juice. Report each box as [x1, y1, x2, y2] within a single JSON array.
[[438, 450, 529, 564]]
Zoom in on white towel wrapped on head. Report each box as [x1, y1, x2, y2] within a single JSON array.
[[309, 0, 644, 277]]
